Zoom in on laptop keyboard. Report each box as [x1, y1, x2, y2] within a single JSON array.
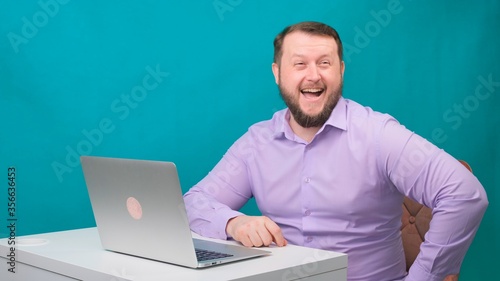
[[195, 248, 234, 261]]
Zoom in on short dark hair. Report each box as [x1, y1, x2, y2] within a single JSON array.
[[273, 21, 343, 64]]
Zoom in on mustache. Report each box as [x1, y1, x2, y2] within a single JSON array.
[[300, 83, 326, 89]]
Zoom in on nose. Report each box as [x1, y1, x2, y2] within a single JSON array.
[[305, 65, 320, 82]]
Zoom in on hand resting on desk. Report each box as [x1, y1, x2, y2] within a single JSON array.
[[226, 215, 288, 247]]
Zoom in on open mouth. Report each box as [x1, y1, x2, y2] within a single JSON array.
[[301, 88, 325, 99]]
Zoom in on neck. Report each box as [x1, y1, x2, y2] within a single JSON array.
[[289, 117, 321, 143]]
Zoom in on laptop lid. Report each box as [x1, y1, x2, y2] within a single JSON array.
[[80, 156, 270, 268]]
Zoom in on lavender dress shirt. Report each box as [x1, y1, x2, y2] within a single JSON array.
[[183, 97, 488, 281]]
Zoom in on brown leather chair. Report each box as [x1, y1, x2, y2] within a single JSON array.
[[401, 160, 471, 279]]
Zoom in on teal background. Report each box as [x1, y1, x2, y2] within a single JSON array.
[[1, 0, 498, 279]]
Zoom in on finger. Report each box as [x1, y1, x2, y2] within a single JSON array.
[[229, 217, 258, 247], [248, 231, 265, 247], [256, 227, 274, 246], [239, 233, 256, 247], [264, 219, 287, 247], [232, 227, 256, 247]]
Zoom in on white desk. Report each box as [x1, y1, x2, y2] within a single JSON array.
[[0, 228, 347, 281]]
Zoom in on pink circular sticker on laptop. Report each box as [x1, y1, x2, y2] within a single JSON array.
[[126, 197, 143, 220]]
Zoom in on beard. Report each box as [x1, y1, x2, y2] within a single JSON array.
[[278, 80, 343, 128]]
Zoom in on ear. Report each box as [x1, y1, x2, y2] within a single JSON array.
[[272, 63, 280, 85], [340, 61, 345, 79]]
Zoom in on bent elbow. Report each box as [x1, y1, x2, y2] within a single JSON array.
[[471, 184, 489, 218]]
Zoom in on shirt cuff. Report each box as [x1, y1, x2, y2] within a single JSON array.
[[212, 208, 245, 240], [405, 262, 447, 281]]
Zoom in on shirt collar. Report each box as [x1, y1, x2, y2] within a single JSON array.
[[272, 97, 348, 139], [325, 97, 347, 131]]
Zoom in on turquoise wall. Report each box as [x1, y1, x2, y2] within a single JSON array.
[[1, 0, 498, 279]]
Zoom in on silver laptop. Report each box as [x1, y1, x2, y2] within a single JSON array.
[[80, 156, 270, 268]]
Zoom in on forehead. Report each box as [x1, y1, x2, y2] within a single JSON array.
[[282, 31, 338, 57]]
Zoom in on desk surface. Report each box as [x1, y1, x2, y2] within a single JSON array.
[[0, 228, 347, 281]]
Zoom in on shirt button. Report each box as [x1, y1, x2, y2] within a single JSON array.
[[304, 210, 311, 216], [304, 177, 311, 183], [306, 236, 313, 242]]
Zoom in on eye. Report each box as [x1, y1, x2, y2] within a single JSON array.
[[293, 62, 306, 69], [320, 60, 330, 65]]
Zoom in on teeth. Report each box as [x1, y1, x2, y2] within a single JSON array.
[[302, 88, 323, 93]]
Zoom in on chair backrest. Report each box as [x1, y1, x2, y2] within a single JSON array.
[[401, 160, 472, 272]]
